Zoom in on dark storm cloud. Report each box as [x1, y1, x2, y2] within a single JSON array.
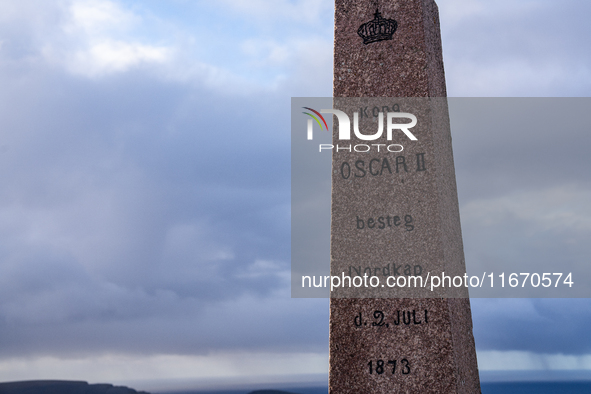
[[450, 99, 591, 350], [450, 98, 591, 201], [0, 57, 329, 357], [0, 0, 335, 362], [472, 298, 591, 355], [441, 0, 591, 96], [438, 0, 591, 357], [0, 0, 590, 365]]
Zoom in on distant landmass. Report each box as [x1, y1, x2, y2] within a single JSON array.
[[0, 380, 150, 394], [247, 391, 297, 394], [7, 381, 590, 394], [156, 386, 327, 394]]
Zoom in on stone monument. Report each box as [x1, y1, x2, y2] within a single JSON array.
[[329, 1, 481, 393]]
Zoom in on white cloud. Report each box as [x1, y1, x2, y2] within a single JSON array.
[[235, 36, 331, 92], [242, 39, 291, 66], [42, 0, 172, 77], [446, 59, 591, 96], [439, 0, 540, 27], [59, 39, 169, 77], [0, 0, 331, 91], [65, 0, 137, 35], [213, 0, 331, 25]]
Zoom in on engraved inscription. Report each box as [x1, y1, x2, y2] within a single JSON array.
[[358, 104, 400, 119], [340, 153, 427, 179], [368, 359, 411, 375], [354, 310, 430, 328], [356, 214, 414, 231], [349, 264, 423, 277]]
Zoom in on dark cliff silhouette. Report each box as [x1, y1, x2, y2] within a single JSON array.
[[0, 380, 150, 394]]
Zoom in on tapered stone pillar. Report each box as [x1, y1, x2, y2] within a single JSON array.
[[329, 1, 481, 393]]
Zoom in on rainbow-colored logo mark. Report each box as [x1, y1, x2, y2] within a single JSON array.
[[302, 107, 328, 140]]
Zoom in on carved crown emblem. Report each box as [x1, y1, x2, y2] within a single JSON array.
[[357, 9, 398, 45]]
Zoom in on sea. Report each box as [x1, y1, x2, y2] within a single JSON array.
[[151, 371, 591, 394], [157, 382, 591, 394]]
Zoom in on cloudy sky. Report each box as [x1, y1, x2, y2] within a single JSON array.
[[0, 0, 590, 391]]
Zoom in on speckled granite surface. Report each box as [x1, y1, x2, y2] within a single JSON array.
[[329, 1, 481, 393]]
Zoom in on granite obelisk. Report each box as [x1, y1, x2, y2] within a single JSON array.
[[329, 1, 481, 393]]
